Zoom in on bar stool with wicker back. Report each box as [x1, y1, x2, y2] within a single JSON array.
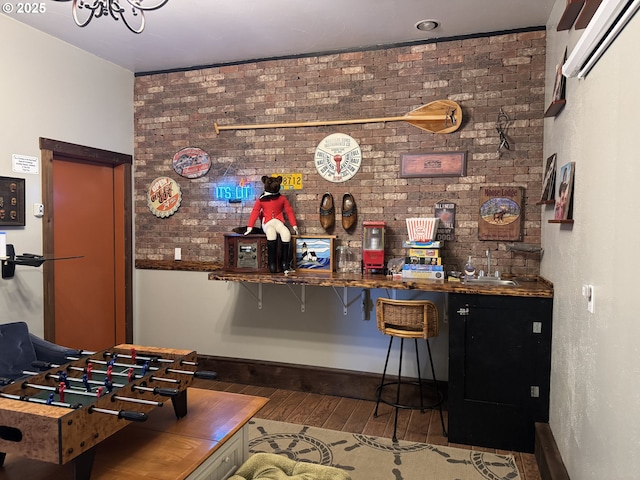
[[374, 297, 447, 442]]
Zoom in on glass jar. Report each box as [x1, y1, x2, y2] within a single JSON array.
[[336, 245, 353, 273]]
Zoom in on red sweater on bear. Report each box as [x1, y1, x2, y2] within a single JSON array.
[[247, 193, 297, 229]]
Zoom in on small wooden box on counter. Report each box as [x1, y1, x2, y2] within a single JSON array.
[[223, 233, 270, 273]]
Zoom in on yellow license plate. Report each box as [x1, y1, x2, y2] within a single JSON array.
[[277, 173, 303, 190]]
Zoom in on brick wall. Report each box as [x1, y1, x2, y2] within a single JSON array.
[[134, 30, 546, 276]]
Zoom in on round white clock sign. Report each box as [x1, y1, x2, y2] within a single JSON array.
[[314, 133, 362, 183]]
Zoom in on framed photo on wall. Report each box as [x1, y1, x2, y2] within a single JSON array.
[[552, 48, 567, 102], [540, 153, 557, 202], [554, 162, 575, 220], [0, 176, 25, 226], [293, 235, 335, 273], [545, 48, 567, 117]]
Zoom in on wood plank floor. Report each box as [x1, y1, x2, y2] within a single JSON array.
[[193, 379, 542, 480]]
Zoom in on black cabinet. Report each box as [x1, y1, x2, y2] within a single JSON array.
[[448, 293, 552, 452]]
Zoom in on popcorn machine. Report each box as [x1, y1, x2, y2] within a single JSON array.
[[362, 221, 386, 273]]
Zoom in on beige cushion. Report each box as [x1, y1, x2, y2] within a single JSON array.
[[229, 453, 351, 480]]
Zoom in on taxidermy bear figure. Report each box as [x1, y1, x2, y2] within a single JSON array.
[[245, 175, 298, 273]]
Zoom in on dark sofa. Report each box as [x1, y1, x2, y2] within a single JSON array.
[[0, 321, 80, 385]]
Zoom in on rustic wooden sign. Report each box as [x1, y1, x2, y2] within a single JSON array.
[[400, 152, 466, 178], [478, 186, 523, 241]]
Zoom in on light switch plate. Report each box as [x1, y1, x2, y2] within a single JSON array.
[[583, 284, 595, 313]]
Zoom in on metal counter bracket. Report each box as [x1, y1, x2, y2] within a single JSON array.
[[238, 282, 306, 312], [286, 284, 305, 312], [330, 286, 361, 315], [238, 282, 263, 309]]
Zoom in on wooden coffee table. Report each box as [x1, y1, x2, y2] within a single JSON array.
[[0, 388, 268, 480]]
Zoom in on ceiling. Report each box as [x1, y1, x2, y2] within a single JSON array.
[[10, 0, 555, 74]]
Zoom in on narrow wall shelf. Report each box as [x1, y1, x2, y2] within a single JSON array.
[[548, 219, 574, 224], [557, 0, 586, 30], [575, 0, 603, 29], [536, 200, 555, 205], [544, 100, 566, 118]]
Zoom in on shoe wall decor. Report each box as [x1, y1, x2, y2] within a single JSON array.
[[341, 193, 357, 232], [319, 192, 335, 231]]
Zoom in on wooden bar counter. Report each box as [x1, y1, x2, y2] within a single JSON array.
[[207, 269, 554, 298], [134, 260, 552, 299]]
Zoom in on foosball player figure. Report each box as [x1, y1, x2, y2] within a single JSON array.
[[58, 382, 66, 403]]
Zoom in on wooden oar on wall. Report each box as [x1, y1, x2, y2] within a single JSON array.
[[213, 99, 462, 135]]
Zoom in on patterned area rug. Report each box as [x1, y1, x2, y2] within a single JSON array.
[[248, 418, 520, 480]]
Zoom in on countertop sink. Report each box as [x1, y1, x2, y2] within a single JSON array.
[[462, 277, 519, 286]]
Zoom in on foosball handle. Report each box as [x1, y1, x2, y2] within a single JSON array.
[[194, 370, 218, 380], [31, 360, 55, 370], [119, 410, 148, 422], [153, 387, 180, 397]]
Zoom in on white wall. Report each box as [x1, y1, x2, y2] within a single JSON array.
[[0, 16, 134, 338], [134, 269, 449, 380], [544, 2, 640, 479]]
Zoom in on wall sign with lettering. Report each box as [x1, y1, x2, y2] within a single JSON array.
[[215, 182, 255, 202], [172, 147, 211, 179], [147, 177, 182, 218], [478, 186, 523, 241], [434, 201, 456, 241], [314, 133, 362, 183]]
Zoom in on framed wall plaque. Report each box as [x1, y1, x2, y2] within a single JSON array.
[[400, 151, 467, 178], [478, 186, 523, 241], [0, 176, 25, 226]]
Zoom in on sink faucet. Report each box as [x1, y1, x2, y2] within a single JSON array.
[[485, 249, 491, 277]]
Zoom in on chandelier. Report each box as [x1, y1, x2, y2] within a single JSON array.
[[52, 0, 169, 34]]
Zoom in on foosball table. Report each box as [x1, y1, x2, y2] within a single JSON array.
[[0, 344, 218, 480]]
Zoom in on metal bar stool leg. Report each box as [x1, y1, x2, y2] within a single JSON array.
[[426, 338, 447, 437], [414, 338, 424, 413], [374, 336, 394, 417], [392, 338, 404, 442]]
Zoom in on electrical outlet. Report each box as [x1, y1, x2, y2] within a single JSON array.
[[174, 247, 181, 261], [33, 203, 44, 217]]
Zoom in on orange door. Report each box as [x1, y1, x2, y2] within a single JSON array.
[[52, 159, 117, 350]]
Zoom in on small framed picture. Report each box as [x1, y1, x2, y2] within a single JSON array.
[[554, 162, 575, 220], [0, 176, 25, 226], [552, 48, 567, 103], [293, 235, 335, 273], [400, 151, 467, 178], [540, 153, 557, 202]]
